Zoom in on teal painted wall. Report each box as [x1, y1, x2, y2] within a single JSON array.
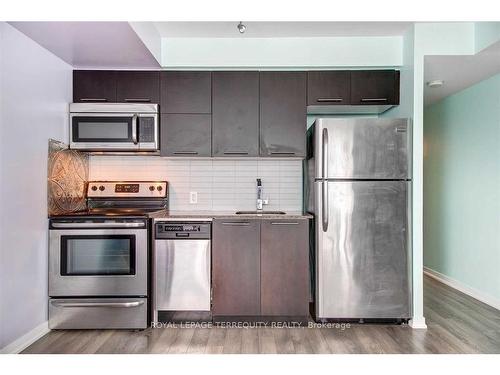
[[423, 74, 500, 301]]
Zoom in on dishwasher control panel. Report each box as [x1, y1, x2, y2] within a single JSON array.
[[155, 222, 211, 239]]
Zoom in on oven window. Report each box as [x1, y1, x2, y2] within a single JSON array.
[[61, 235, 136, 276], [72, 116, 132, 142]]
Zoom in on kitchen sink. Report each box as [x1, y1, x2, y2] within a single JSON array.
[[235, 211, 286, 215]]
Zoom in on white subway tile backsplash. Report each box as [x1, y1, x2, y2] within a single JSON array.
[[89, 156, 303, 211]]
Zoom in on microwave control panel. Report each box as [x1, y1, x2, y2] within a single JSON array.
[[138, 117, 156, 142]]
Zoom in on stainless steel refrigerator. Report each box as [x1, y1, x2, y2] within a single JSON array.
[[306, 118, 412, 320]]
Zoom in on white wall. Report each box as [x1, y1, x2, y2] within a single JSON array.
[[89, 157, 303, 212], [0, 22, 72, 351]]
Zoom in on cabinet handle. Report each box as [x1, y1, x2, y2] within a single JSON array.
[[79, 98, 107, 102], [51, 301, 144, 308], [221, 222, 250, 226], [271, 222, 299, 225], [270, 152, 296, 155], [223, 151, 249, 155], [173, 151, 198, 155], [124, 98, 151, 102], [316, 98, 343, 103], [360, 98, 388, 102]]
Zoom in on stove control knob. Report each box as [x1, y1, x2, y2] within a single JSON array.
[[99, 185, 105, 191], [91, 185, 98, 191], [157, 186, 163, 191], [149, 186, 155, 191]]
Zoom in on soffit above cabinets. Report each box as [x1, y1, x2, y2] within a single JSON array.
[[153, 22, 413, 38], [8, 21, 409, 69], [8, 22, 160, 69]]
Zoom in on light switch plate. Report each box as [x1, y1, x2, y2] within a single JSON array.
[[189, 191, 198, 204]]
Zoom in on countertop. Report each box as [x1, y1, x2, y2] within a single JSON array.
[[148, 210, 313, 221]]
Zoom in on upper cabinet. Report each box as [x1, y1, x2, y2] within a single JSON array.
[[160, 71, 211, 113], [73, 70, 117, 103], [116, 71, 160, 104], [160, 114, 212, 157], [307, 71, 350, 106], [159, 72, 212, 156], [306, 69, 400, 114], [350, 70, 400, 105], [260, 72, 307, 157], [212, 72, 260, 157]]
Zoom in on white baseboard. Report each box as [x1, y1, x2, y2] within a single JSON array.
[[0, 321, 49, 354], [409, 317, 427, 329], [424, 267, 500, 311]]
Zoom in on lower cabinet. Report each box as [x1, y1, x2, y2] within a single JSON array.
[[212, 219, 261, 316], [260, 219, 309, 316], [212, 218, 309, 317]]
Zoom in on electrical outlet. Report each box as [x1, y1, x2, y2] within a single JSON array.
[[189, 191, 198, 204]]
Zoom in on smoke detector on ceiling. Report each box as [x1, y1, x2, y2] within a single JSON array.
[[427, 80, 444, 88]]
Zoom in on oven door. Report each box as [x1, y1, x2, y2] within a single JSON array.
[[49, 223, 148, 297], [69, 113, 158, 151]]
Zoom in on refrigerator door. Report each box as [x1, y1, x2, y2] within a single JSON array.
[[315, 180, 411, 319], [314, 118, 411, 179]]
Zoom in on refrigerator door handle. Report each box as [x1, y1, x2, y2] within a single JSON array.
[[322, 181, 329, 232], [322, 127, 328, 178]]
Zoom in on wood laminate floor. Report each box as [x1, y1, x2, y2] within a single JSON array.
[[22, 275, 500, 354]]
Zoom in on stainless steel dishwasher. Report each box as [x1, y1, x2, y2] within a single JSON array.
[[153, 221, 211, 323]]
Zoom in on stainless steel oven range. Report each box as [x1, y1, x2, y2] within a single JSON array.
[[48, 181, 167, 330]]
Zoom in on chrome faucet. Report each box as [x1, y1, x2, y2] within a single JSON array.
[[256, 178, 269, 211]]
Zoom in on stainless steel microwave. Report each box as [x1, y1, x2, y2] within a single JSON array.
[[69, 103, 159, 151]]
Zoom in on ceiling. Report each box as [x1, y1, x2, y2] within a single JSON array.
[[153, 22, 413, 38], [8, 22, 160, 69], [424, 41, 500, 105]]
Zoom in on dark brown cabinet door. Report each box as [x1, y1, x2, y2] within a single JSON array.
[[260, 219, 309, 316], [160, 71, 211, 113], [351, 70, 400, 105], [212, 72, 259, 157], [212, 219, 261, 316], [73, 70, 116, 102], [116, 71, 160, 104], [307, 71, 350, 106], [160, 114, 211, 157], [259, 72, 307, 157]]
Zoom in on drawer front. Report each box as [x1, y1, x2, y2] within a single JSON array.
[[49, 298, 148, 329]]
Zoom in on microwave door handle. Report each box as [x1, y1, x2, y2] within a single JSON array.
[[132, 114, 138, 145]]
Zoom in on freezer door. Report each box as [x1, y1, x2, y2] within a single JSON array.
[[315, 180, 411, 319], [313, 118, 411, 179]]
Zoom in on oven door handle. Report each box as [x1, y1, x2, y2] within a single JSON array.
[[51, 222, 146, 229], [51, 301, 144, 308]]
